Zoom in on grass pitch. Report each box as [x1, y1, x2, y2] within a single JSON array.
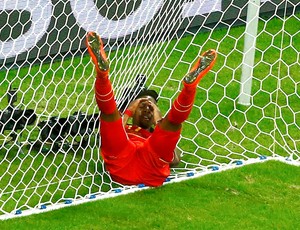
[[0, 160, 299, 229]]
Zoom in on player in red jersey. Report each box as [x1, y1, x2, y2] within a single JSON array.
[[86, 31, 217, 187]]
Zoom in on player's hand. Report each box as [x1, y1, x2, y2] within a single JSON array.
[[126, 98, 144, 115]]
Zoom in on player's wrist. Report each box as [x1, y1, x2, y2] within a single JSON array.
[[124, 109, 133, 117]]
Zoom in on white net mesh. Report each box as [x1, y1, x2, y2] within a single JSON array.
[[0, 0, 299, 218]]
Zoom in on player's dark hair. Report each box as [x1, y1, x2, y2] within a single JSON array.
[[136, 89, 159, 103]]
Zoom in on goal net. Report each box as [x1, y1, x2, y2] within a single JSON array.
[[0, 0, 299, 218]]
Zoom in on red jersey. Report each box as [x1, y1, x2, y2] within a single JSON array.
[[100, 119, 180, 187], [125, 125, 152, 139]]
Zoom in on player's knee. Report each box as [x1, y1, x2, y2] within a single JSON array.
[[169, 149, 181, 167], [100, 109, 121, 122], [159, 118, 182, 132]]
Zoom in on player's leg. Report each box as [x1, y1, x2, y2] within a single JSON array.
[[161, 49, 217, 131], [149, 49, 217, 162], [87, 32, 130, 155], [100, 118, 134, 157], [86, 31, 120, 122], [147, 125, 181, 162]]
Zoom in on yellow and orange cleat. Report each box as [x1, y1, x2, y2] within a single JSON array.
[[183, 49, 217, 87], [86, 31, 109, 73]]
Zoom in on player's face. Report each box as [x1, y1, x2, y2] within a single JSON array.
[[133, 98, 155, 129]]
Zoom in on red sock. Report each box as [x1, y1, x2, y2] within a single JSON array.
[[167, 85, 196, 124], [94, 71, 116, 114]]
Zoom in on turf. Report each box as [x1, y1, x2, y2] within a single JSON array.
[[0, 160, 299, 229]]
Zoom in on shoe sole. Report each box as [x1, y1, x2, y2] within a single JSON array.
[[86, 32, 109, 72], [184, 49, 217, 86]]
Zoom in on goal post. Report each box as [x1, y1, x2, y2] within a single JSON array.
[[239, 0, 260, 106], [0, 0, 299, 219]]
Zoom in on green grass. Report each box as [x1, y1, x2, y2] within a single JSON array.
[[1, 161, 300, 229], [0, 13, 300, 216]]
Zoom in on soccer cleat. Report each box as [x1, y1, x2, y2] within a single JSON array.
[[86, 31, 109, 73], [183, 49, 217, 87]]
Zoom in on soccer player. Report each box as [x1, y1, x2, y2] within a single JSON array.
[[86, 31, 217, 187]]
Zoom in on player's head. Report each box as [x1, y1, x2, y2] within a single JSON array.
[[136, 89, 158, 104], [132, 89, 159, 130]]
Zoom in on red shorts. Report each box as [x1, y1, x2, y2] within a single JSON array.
[[99, 118, 181, 186]]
